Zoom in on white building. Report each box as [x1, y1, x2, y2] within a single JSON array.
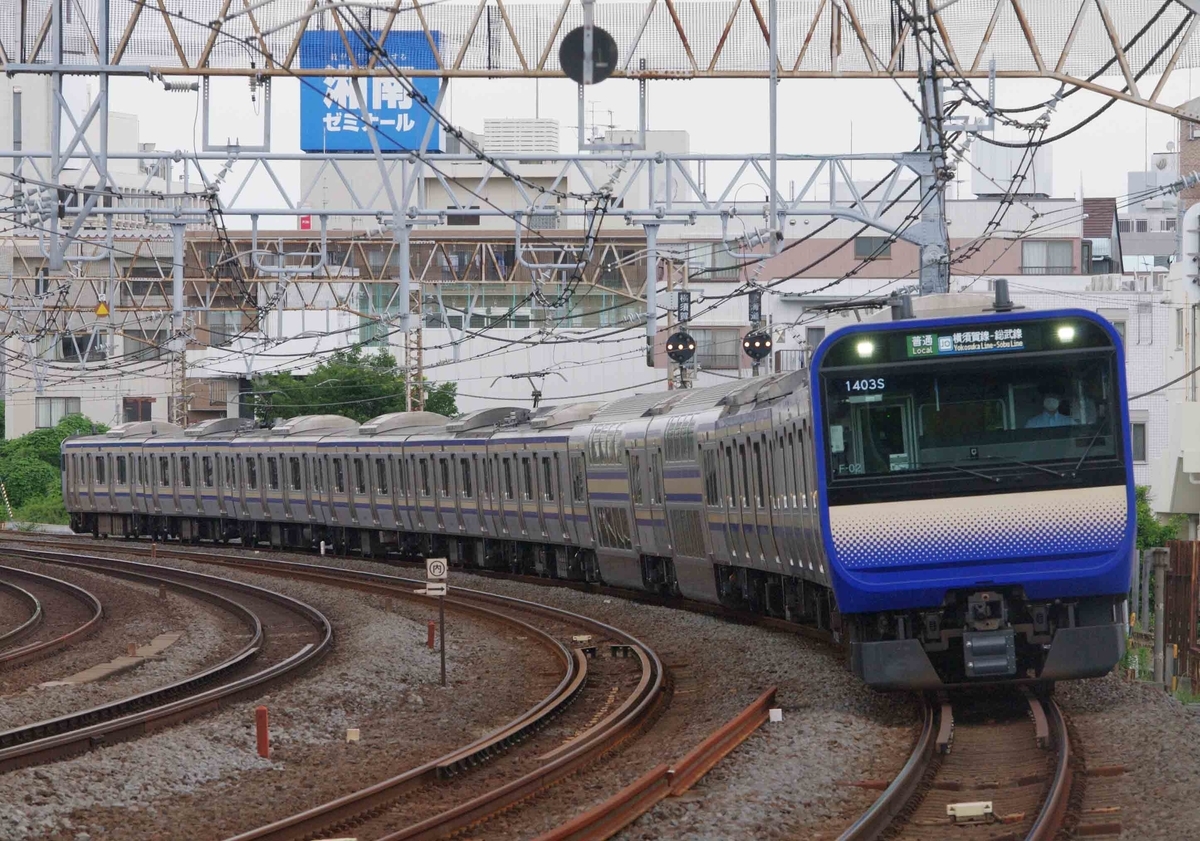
[[483, 119, 560, 155]]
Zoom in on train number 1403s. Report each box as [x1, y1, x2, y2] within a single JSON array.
[[844, 378, 885, 392]]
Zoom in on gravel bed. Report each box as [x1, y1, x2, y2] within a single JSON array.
[[0, 562, 245, 718], [0, 586, 31, 639], [173, 550, 920, 840], [0, 552, 558, 841], [1055, 673, 1200, 839]]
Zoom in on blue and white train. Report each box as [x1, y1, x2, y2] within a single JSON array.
[[61, 292, 1134, 689]]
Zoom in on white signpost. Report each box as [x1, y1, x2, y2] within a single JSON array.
[[425, 558, 449, 686]]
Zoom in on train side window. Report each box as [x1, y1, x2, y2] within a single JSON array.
[[313, 457, 325, 493], [649, 453, 663, 505], [94, 454, 106, 485], [264, 457, 278, 491], [177, 455, 190, 488], [571, 456, 586, 502], [542, 456, 555, 502], [353, 458, 367, 495], [201, 456, 213, 488], [461, 458, 473, 498], [395, 456, 406, 494], [552, 454, 562, 502], [375, 457, 389, 494], [502, 458, 514, 500], [439, 458, 450, 497], [419, 459, 430, 497], [288, 457, 302, 491], [734, 446, 744, 506], [724, 446, 736, 507], [245, 457, 258, 490], [748, 443, 768, 508], [116, 455, 128, 486], [799, 422, 811, 507], [629, 453, 643, 505], [521, 457, 533, 501], [333, 459, 346, 494], [702, 450, 719, 506]]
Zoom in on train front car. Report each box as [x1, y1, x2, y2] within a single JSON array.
[[812, 305, 1134, 690]]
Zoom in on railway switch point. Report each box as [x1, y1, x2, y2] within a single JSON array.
[[256, 706, 270, 759]]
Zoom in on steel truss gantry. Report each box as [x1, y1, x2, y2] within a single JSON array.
[[2, 0, 1198, 419]]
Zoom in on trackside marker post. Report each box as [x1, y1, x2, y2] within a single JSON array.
[[427, 620, 436, 649], [425, 558, 449, 687], [256, 706, 269, 758]]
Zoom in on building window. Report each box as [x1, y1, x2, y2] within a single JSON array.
[[35, 396, 81, 428], [1135, 219, 1149, 233], [1118, 219, 1132, 233], [1178, 309, 1186, 350], [123, 397, 153, 423], [853, 235, 892, 259], [124, 329, 169, 361], [1111, 320, 1126, 341], [691, 327, 742, 370], [207, 311, 243, 348], [59, 332, 107, 362], [1163, 218, 1177, 232], [1021, 240, 1073, 274], [1131, 422, 1147, 463]]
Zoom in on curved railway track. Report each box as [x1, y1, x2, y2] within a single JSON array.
[[839, 690, 1073, 841], [0, 565, 104, 670], [0, 576, 43, 648], [0, 548, 331, 772]]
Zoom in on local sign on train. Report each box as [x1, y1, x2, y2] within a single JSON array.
[[905, 327, 1025, 358], [426, 558, 448, 580]]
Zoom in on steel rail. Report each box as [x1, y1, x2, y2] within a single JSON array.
[[837, 696, 939, 841], [86, 546, 663, 841], [0, 576, 43, 649], [0, 565, 104, 671], [534, 687, 778, 841], [1027, 699, 1073, 841], [0, 548, 331, 772]]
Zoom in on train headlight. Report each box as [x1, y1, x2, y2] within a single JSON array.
[[855, 340, 875, 358], [1056, 325, 1076, 343]]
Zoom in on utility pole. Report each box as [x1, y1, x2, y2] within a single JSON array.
[[916, 52, 951, 296], [170, 221, 188, 426]]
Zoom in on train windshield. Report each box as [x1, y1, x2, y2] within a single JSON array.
[[818, 319, 1126, 502]]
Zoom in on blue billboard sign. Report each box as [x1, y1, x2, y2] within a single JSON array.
[[298, 30, 442, 153]]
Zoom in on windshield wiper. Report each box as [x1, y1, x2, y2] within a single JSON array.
[[944, 464, 1002, 483], [1072, 417, 1112, 474], [979, 455, 1071, 479]]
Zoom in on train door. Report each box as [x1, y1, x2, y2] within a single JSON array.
[[545, 452, 565, 542], [434, 455, 451, 532], [721, 443, 744, 561], [529, 452, 548, 539], [647, 447, 670, 555], [851, 398, 917, 475], [466, 454, 481, 535], [415, 455, 431, 531], [565, 453, 586, 545], [763, 431, 782, 563]]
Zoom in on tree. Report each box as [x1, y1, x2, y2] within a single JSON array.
[[252, 347, 458, 424], [1135, 486, 1186, 549]]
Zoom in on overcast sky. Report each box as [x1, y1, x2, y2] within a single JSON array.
[[109, 67, 1197, 207]]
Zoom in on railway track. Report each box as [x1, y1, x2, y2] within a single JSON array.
[[0, 575, 43, 648], [0, 564, 104, 670], [1, 536, 669, 841], [0, 547, 331, 772], [839, 690, 1073, 840]]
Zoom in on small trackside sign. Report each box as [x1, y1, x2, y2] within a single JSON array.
[[426, 558, 448, 580], [424, 581, 448, 597]]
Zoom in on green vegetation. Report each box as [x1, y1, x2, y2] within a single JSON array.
[[252, 347, 458, 424], [1136, 486, 1186, 550], [0, 414, 105, 525]]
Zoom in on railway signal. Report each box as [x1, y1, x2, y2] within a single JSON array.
[[665, 331, 697, 364], [742, 329, 772, 362], [559, 24, 618, 86]]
